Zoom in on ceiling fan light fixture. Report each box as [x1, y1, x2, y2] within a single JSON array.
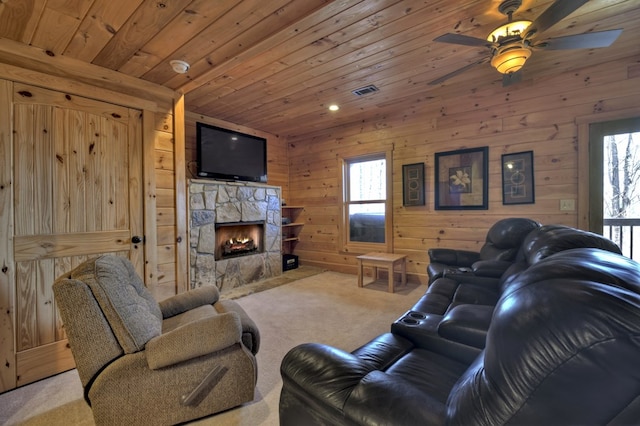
[[491, 44, 532, 74], [487, 20, 532, 43]]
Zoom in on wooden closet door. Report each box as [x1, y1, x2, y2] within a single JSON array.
[[11, 83, 144, 387]]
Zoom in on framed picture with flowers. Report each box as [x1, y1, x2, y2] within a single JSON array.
[[435, 146, 488, 210]]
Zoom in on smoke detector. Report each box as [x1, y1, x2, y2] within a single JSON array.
[[170, 60, 190, 74]]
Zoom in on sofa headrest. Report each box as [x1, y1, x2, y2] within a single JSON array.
[[520, 224, 621, 266], [67, 255, 162, 353], [479, 218, 540, 261], [448, 248, 640, 425]]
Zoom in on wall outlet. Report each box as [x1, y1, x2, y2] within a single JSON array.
[[560, 199, 576, 211]]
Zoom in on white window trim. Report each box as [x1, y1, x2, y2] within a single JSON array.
[[338, 150, 393, 254]]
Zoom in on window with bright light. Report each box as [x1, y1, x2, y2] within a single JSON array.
[[341, 153, 391, 251]]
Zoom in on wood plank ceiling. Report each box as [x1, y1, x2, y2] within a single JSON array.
[[1, 0, 639, 139]]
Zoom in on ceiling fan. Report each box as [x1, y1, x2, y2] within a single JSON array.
[[429, 0, 623, 86]]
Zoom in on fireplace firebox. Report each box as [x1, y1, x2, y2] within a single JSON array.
[[215, 221, 265, 260]]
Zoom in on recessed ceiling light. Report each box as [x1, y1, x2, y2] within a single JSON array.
[[328, 104, 340, 111]]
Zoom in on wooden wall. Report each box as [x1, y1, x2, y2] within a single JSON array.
[[286, 55, 640, 284], [145, 108, 184, 300], [184, 112, 290, 200]]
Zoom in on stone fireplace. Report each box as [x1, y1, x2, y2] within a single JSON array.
[[189, 179, 282, 293]]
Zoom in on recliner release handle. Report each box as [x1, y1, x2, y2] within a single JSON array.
[[180, 365, 228, 407]]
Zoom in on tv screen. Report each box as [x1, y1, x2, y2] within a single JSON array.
[[196, 122, 267, 183]]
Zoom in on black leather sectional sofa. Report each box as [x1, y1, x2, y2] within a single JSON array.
[[279, 222, 640, 425]]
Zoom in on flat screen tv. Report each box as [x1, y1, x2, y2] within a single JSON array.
[[196, 122, 267, 183]]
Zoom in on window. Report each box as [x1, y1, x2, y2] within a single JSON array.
[[588, 117, 640, 259], [340, 152, 392, 252]]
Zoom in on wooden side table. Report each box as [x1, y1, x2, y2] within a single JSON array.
[[356, 252, 407, 293]]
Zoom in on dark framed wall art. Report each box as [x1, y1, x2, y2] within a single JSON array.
[[435, 146, 488, 210], [501, 151, 535, 205], [402, 162, 425, 206]]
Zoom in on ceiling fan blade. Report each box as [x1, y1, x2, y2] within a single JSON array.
[[433, 33, 489, 47], [428, 58, 489, 86], [525, 0, 590, 38], [537, 29, 623, 50]]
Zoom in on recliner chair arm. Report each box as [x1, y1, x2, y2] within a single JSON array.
[[428, 248, 480, 267], [146, 312, 241, 369], [159, 286, 220, 319]]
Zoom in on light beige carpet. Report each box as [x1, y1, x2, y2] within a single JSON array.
[[0, 270, 424, 426]]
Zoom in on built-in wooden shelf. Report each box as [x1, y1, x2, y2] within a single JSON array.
[[282, 206, 304, 254]]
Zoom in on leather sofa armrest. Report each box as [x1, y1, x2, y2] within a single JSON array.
[[442, 260, 512, 286], [280, 343, 376, 411], [442, 271, 501, 289], [438, 305, 494, 349], [159, 286, 220, 319], [351, 332, 414, 370], [471, 259, 513, 278], [428, 248, 480, 267], [146, 312, 241, 369], [344, 370, 446, 426]]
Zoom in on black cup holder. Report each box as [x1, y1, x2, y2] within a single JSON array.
[[401, 318, 419, 325], [408, 311, 426, 319]]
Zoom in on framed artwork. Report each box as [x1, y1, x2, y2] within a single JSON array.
[[435, 146, 488, 210], [402, 162, 425, 206], [502, 151, 535, 205]]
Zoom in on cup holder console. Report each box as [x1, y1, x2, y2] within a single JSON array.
[[398, 311, 428, 326]]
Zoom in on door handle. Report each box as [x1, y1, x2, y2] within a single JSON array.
[[131, 236, 143, 244]]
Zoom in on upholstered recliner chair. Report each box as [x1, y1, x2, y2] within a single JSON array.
[[427, 217, 540, 283], [53, 255, 260, 426]]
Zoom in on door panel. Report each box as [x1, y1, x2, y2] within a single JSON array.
[[588, 117, 640, 233], [11, 84, 143, 387]]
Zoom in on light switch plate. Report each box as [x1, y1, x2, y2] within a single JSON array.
[[560, 199, 576, 211]]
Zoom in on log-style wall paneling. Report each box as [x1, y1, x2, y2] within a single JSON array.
[[152, 108, 177, 300], [143, 109, 159, 291], [286, 56, 640, 283]]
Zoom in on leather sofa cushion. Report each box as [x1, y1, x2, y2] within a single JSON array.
[[438, 305, 493, 349], [386, 348, 470, 403]]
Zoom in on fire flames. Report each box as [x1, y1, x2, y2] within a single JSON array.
[[222, 236, 257, 256]]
